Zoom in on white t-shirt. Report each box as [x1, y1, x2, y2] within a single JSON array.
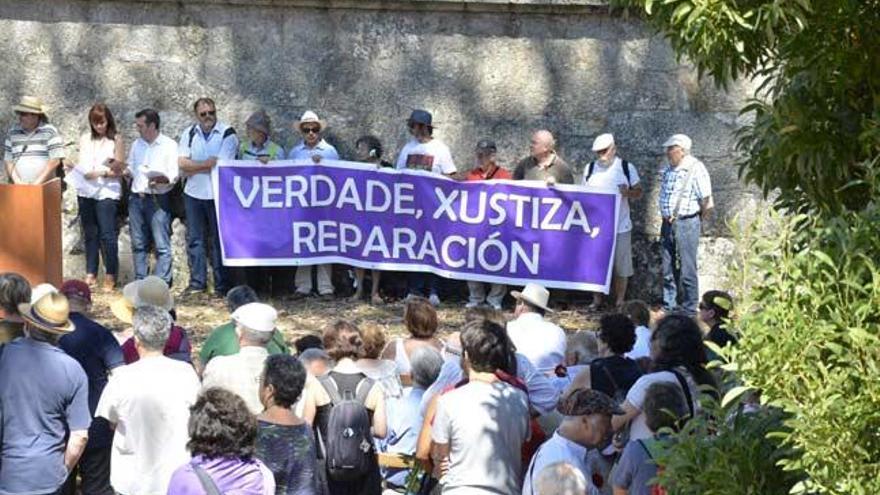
[[96, 356, 201, 495], [625, 325, 652, 360], [432, 380, 529, 494], [201, 346, 268, 414], [506, 313, 567, 375], [624, 369, 700, 440], [395, 138, 456, 175], [582, 156, 640, 233]]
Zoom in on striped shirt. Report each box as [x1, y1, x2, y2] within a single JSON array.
[[658, 155, 712, 218], [4, 123, 65, 184]]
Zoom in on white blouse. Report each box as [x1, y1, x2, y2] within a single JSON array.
[[74, 132, 122, 200]]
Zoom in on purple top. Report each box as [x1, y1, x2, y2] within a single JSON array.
[[166, 455, 275, 494]]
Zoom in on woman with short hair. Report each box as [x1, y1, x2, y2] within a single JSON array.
[[381, 297, 443, 385], [167, 388, 275, 494], [357, 323, 403, 398]]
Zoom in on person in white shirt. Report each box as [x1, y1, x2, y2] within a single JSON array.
[[178, 97, 239, 296], [533, 462, 589, 495], [506, 283, 567, 375], [396, 109, 457, 306], [287, 110, 338, 300], [96, 305, 200, 495], [202, 302, 278, 414], [583, 133, 643, 310], [125, 109, 179, 286], [621, 300, 652, 361], [522, 388, 620, 495], [69, 104, 126, 290]]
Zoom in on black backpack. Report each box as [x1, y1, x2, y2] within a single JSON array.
[[317, 373, 376, 482], [585, 159, 632, 185]]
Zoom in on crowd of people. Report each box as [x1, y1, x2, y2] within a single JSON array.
[[4, 95, 715, 315], [0, 265, 739, 494]]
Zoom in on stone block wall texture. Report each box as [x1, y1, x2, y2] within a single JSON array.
[[0, 0, 760, 302]]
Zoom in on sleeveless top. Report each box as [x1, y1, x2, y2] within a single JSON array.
[[589, 355, 643, 401]]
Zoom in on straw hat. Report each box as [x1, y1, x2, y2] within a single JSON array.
[[295, 110, 326, 132], [13, 96, 47, 115], [18, 292, 75, 334], [511, 283, 554, 313], [111, 276, 174, 324]]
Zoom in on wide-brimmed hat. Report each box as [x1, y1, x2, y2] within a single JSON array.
[[13, 96, 47, 115], [245, 110, 271, 136], [18, 292, 75, 334], [295, 110, 325, 132], [232, 302, 278, 333], [511, 283, 553, 313], [111, 276, 174, 324]]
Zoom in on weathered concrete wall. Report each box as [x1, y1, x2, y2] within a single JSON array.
[[0, 0, 760, 301]]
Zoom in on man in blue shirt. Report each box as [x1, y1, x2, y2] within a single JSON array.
[[58, 280, 124, 495], [0, 292, 91, 495]]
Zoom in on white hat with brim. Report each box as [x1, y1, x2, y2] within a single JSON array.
[[13, 96, 47, 115], [110, 277, 174, 325], [295, 110, 326, 132], [18, 292, 75, 334], [592, 133, 615, 152], [232, 302, 278, 333], [663, 134, 692, 151], [510, 283, 554, 313]]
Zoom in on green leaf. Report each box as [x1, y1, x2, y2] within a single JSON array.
[[721, 385, 753, 408]]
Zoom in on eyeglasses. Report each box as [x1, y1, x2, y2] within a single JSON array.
[[199, 110, 216, 118], [301, 127, 320, 134]]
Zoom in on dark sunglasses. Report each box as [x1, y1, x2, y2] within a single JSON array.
[[301, 127, 320, 134], [199, 110, 216, 118]]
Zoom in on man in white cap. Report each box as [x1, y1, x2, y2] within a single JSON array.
[[4, 96, 66, 184], [506, 283, 567, 375], [658, 134, 714, 315], [178, 97, 239, 297], [288, 110, 338, 299], [0, 292, 91, 495], [583, 133, 643, 310], [201, 302, 279, 413]]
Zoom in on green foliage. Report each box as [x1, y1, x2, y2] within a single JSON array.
[[610, 0, 880, 214], [654, 400, 802, 495], [726, 204, 880, 494]]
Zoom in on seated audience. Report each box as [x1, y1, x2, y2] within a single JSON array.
[[256, 354, 318, 495], [612, 382, 688, 495], [622, 300, 653, 361], [522, 388, 620, 495], [199, 285, 288, 369], [380, 346, 443, 490], [58, 280, 124, 495], [381, 297, 443, 385], [167, 388, 276, 494], [202, 302, 279, 414], [97, 305, 201, 495], [110, 276, 192, 364], [534, 462, 589, 495], [357, 323, 404, 398], [569, 314, 643, 403], [0, 272, 31, 343], [313, 321, 387, 494], [294, 334, 324, 354], [552, 331, 599, 394], [299, 347, 332, 376], [612, 314, 719, 441], [430, 318, 530, 494], [507, 283, 567, 374], [699, 290, 737, 350]]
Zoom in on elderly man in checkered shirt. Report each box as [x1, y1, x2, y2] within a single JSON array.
[[658, 134, 714, 315]]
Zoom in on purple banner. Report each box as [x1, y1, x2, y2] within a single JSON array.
[[213, 160, 619, 292]]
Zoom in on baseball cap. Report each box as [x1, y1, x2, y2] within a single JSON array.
[[592, 133, 615, 152]]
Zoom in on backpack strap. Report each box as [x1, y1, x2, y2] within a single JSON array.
[[637, 439, 654, 461], [667, 368, 696, 419], [596, 360, 622, 399], [621, 159, 632, 186], [317, 373, 345, 406], [222, 127, 237, 140], [354, 377, 375, 404], [187, 125, 197, 149], [585, 161, 596, 182], [191, 463, 222, 495]]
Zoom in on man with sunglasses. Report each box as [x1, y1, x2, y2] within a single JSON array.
[[178, 97, 239, 297], [288, 110, 339, 300], [395, 109, 457, 306]]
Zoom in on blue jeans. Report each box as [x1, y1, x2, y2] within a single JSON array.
[[129, 193, 174, 284], [661, 215, 701, 315], [77, 197, 119, 276], [184, 195, 227, 293]]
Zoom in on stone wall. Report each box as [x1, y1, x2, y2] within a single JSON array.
[[0, 0, 760, 301]]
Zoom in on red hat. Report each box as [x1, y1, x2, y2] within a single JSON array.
[[60, 279, 92, 304]]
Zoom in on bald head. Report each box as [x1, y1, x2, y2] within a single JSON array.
[[530, 130, 556, 159], [534, 462, 587, 495]]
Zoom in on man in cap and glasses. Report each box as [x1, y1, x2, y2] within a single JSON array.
[[4, 95, 66, 184], [464, 139, 511, 309], [0, 292, 91, 495], [396, 109, 457, 306], [658, 134, 714, 315]]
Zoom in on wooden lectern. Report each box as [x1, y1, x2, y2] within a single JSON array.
[[0, 179, 63, 287]]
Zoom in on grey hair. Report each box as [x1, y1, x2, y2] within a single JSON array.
[[0, 272, 31, 315], [133, 305, 172, 351], [410, 346, 443, 389], [534, 462, 587, 495], [225, 285, 258, 312], [238, 325, 274, 346], [566, 331, 600, 365]]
